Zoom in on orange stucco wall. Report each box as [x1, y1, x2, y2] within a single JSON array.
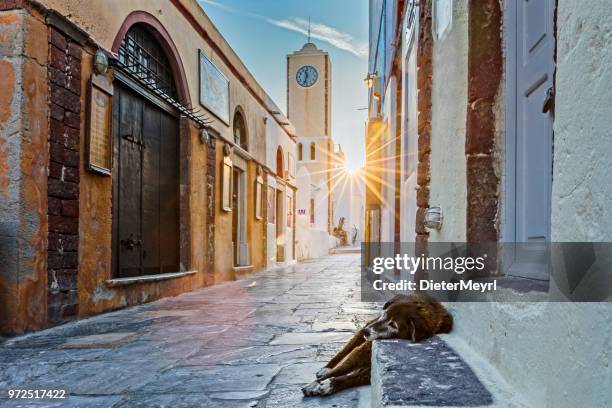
[[0, 7, 49, 334]]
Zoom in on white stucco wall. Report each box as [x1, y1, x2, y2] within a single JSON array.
[[421, 3, 612, 408], [551, 1, 612, 241], [428, 0, 469, 242], [400, 9, 419, 243], [265, 113, 296, 177], [450, 302, 612, 408], [379, 80, 397, 244], [295, 167, 330, 259]]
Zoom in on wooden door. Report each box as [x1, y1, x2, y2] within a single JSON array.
[[276, 189, 284, 261], [506, 0, 555, 279], [113, 84, 180, 277]]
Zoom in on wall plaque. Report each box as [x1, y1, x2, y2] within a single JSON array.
[[86, 74, 113, 175], [199, 50, 230, 125]]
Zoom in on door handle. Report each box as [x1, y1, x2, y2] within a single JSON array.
[[542, 86, 554, 114], [121, 233, 142, 250], [122, 133, 145, 150]]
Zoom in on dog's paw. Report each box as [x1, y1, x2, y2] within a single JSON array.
[[315, 367, 332, 380], [301, 379, 334, 397]]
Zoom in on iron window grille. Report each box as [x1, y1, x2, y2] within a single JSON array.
[[111, 24, 212, 128]]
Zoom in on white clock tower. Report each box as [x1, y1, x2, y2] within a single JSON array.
[[287, 42, 334, 234]]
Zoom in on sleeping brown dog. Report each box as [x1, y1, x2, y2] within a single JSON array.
[[302, 293, 453, 396]]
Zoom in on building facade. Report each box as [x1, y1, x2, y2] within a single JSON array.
[[0, 0, 296, 335], [265, 96, 297, 266], [288, 42, 336, 259], [366, 1, 612, 406]]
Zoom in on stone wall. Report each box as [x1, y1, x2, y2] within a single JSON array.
[[46, 25, 82, 324], [205, 136, 216, 274], [465, 0, 502, 243], [415, 0, 433, 248]]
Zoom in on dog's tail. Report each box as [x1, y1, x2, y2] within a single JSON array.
[[438, 312, 453, 334]]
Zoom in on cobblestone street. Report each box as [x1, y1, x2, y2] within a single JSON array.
[[0, 254, 376, 407]]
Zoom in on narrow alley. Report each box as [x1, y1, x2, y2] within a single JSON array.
[[1, 1, 610, 407], [0, 254, 375, 407]]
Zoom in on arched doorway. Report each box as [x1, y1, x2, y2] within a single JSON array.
[[112, 23, 181, 277]]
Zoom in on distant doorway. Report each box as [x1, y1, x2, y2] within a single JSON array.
[[276, 189, 284, 262], [232, 167, 247, 266]]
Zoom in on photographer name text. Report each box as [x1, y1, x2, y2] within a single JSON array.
[[372, 279, 497, 293]]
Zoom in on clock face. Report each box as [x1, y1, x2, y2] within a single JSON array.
[[296, 65, 318, 87]]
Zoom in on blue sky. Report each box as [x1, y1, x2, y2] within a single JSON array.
[[197, 0, 369, 170]]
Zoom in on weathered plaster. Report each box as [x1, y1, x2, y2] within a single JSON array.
[[214, 141, 234, 282], [551, 1, 612, 241], [428, 0, 468, 242], [247, 160, 266, 272], [0, 8, 49, 335]]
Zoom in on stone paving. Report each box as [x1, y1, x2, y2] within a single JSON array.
[[0, 254, 378, 407]]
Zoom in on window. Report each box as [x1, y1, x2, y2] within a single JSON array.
[[287, 152, 295, 178], [119, 24, 177, 99], [310, 142, 316, 161], [298, 143, 303, 161], [434, 0, 453, 40], [233, 109, 247, 150]]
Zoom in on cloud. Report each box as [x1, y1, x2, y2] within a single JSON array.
[[267, 17, 367, 58], [199, 0, 239, 14], [198, 1, 367, 58]]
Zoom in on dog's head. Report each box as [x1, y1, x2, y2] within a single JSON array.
[[363, 303, 423, 341]]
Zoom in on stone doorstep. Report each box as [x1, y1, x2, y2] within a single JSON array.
[[371, 337, 498, 408], [105, 270, 197, 287]]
